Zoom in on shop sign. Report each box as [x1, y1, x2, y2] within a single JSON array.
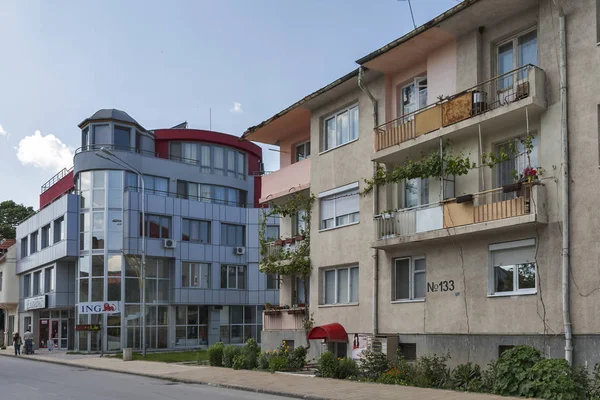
[[24, 295, 47, 311], [78, 301, 122, 314], [76, 324, 101, 332]]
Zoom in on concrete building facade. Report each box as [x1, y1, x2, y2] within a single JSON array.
[[15, 110, 279, 352], [244, 0, 599, 366]]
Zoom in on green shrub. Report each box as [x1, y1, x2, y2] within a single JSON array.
[[358, 349, 390, 381], [412, 353, 450, 388], [524, 358, 587, 400], [208, 342, 224, 367], [317, 351, 339, 378], [451, 362, 482, 392], [269, 355, 288, 372], [289, 346, 308, 371], [222, 345, 242, 368], [242, 338, 260, 369], [589, 363, 600, 400], [338, 357, 359, 380], [232, 354, 247, 370], [257, 352, 271, 370], [491, 345, 542, 396], [376, 369, 407, 385]]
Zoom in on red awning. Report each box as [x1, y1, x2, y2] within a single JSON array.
[[307, 323, 348, 342]]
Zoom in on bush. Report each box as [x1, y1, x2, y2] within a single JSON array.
[[318, 352, 339, 378], [208, 342, 224, 367], [524, 359, 587, 400], [289, 346, 308, 371], [491, 345, 542, 396], [242, 338, 260, 369], [338, 357, 359, 380], [232, 354, 247, 370], [269, 355, 288, 372], [376, 367, 409, 385], [451, 362, 482, 392], [222, 345, 242, 368], [358, 349, 390, 381], [412, 353, 450, 388], [257, 352, 271, 370]]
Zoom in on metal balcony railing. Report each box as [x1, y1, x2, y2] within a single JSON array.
[[41, 167, 74, 193], [374, 64, 540, 151]]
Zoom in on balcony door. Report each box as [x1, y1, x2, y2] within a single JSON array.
[[496, 29, 537, 98], [397, 77, 427, 119]]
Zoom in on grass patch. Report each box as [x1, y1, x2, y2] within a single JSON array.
[[113, 350, 209, 363]]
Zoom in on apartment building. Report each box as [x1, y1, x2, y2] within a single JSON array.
[[244, 0, 599, 366], [15, 109, 279, 352], [0, 239, 19, 347]]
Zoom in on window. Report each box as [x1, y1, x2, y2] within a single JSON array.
[[405, 178, 429, 208], [170, 142, 199, 164], [323, 105, 359, 151], [490, 239, 536, 295], [30, 231, 38, 254], [399, 77, 427, 117], [92, 124, 110, 146], [144, 175, 169, 195], [323, 265, 359, 305], [182, 219, 211, 243], [181, 262, 210, 288], [398, 343, 417, 361], [319, 183, 359, 230], [296, 276, 309, 304], [176, 180, 246, 206], [142, 214, 171, 239], [175, 305, 209, 346], [393, 257, 426, 301], [497, 29, 537, 93], [220, 265, 246, 289], [295, 141, 311, 162], [494, 136, 538, 189], [24, 316, 32, 333], [221, 224, 245, 247], [114, 126, 131, 151], [267, 274, 279, 290], [41, 224, 50, 249], [214, 147, 224, 175], [293, 210, 307, 235], [265, 225, 280, 242], [34, 270, 42, 295], [327, 342, 348, 359], [236, 152, 245, 179], [219, 305, 263, 344], [82, 127, 89, 148], [21, 237, 28, 258], [23, 274, 31, 297], [53, 217, 64, 244], [45, 267, 55, 293]]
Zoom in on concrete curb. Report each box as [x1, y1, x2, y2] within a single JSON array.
[[0, 353, 330, 400]]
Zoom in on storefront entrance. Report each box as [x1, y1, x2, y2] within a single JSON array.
[[38, 311, 73, 349]]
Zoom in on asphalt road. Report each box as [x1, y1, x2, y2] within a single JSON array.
[[0, 356, 292, 400]]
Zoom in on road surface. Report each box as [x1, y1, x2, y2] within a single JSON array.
[[0, 356, 292, 400]]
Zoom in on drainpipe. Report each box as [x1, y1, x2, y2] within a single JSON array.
[[553, 0, 572, 365], [358, 67, 379, 336]]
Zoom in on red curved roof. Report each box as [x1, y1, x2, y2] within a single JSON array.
[[307, 323, 348, 342], [154, 128, 262, 159]]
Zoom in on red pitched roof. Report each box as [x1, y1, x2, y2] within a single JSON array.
[[0, 239, 16, 249]]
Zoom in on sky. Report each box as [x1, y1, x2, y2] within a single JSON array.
[[0, 0, 460, 208]]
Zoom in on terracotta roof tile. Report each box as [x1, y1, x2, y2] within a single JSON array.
[[0, 239, 16, 249]]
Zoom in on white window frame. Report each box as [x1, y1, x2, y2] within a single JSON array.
[[322, 265, 359, 305], [319, 182, 360, 231], [44, 266, 55, 293], [488, 239, 537, 297], [295, 140, 311, 162], [182, 262, 210, 289], [398, 76, 427, 118], [496, 27, 538, 73], [393, 257, 426, 302], [321, 104, 359, 152]]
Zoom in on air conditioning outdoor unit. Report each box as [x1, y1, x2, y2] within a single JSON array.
[[163, 239, 176, 249], [234, 247, 245, 255]]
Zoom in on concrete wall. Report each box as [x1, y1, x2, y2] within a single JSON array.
[[0, 246, 18, 305]]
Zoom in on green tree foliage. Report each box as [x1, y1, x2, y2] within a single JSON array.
[[0, 200, 34, 239]]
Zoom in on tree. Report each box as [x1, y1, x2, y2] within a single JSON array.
[[0, 200, 35, 239]]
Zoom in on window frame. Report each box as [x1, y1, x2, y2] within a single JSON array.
[[23, 274, 31, 297], [30, 231, 38, 254], [495, 26, 538, 74], [321, 265, 359, 305], [321, 104, 359, 152], [181, 218, 211, 244], [488, 239, 537, 297], [53, 217, 64, 244], [45, 266, 55, 293], [220, 265, 246, 289], [142, 213, 172, 239], [266, 274, 280, 290], [181, 262, 211, 289], [220, 223, 245, 247], [392, 256, 426, 302], [319, 182, 360, 231], [113, 125, 131, 151], [21, 237, 28, 258], [41, 224, 50, 249], [398, 76, 428, 117], [295, 140, 311, 162]]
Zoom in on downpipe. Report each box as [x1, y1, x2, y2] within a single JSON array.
[[358, 67, 379, 336]]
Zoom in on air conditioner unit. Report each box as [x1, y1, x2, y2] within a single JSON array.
[[163, 239, 176, 249], [234, 247, 245, 255]]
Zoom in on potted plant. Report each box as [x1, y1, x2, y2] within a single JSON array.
[[274, 238, 284, 246], [284, 237, 295, 245], [523, 167, 539, 183], [264, 302, 273, 310], [294, 234, 305, 241], [296, 303, 305, 308]]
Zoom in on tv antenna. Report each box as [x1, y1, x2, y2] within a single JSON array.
[[398, 0, 417, 30]]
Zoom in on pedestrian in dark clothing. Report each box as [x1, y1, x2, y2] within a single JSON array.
[[13, 332, 22, 356]]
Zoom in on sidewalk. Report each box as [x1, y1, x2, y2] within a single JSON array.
[[0, 349, 519, 400]]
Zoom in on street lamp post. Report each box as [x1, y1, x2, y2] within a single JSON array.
[[96, 147, 147, 357]]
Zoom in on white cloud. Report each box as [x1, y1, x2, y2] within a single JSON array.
[[0, 124, 7, 137], [230, 102, 243, 113], [16, 130, 74, 171]]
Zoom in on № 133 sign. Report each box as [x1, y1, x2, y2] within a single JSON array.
[[78, 301, 122, 314]]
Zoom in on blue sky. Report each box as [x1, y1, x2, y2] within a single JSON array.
[[0, 0, 459, 208]]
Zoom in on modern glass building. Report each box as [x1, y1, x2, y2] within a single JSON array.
[[16, 109, 279, 352]]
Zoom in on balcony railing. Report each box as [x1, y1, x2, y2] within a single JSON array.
[[375, 183, 544, 241], [41, 167, 73, 193], [75, 143, 159, 158], [375, 64, 541, 152], [263, 308, 306, 331], [262, 239, 304, 260]]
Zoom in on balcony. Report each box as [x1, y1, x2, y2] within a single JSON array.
[[260, 158, 310, 203], [261, 239, 306, 268], [373, 183, 546, 249], [263, 307, 306, 331], [373, 65, 546, 163]]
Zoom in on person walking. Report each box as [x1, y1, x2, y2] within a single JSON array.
[[12, 332, 22, 356], [23, 329, 34, 355]]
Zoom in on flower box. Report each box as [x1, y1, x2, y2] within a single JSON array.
[[294, 235, 305, 241], [502, 182, 522, 193], [284, 238, 295, 245], [274, 239, 284, 246]]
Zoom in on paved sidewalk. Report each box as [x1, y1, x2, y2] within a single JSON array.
[[0, 349, 519, 400]]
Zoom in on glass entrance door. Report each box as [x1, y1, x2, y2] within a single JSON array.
[[39, 319, 49, 348], [51, 320, 59, 349], [60, 320, 69, 349]]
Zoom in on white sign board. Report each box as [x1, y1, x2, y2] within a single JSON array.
[[24, 295, 46, 311], [78, 301, 122, 314]]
